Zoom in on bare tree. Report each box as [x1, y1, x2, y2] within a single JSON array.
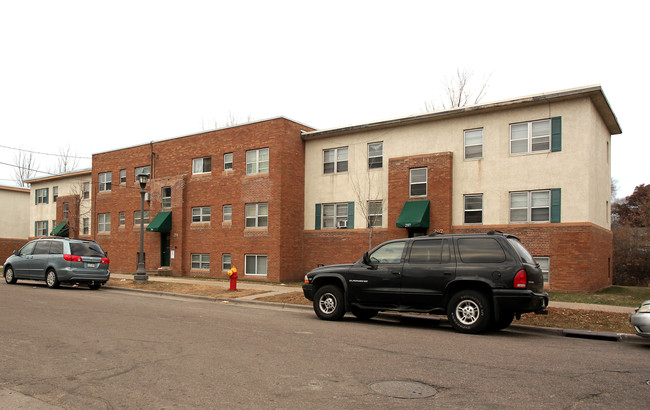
[[12, 149, 36, 187], [349, 168, 385, 250], [202, 112, 254, 130], [55, 145, 81, 174], [62, 179, 92, 238], [424, 68, 491, 111]]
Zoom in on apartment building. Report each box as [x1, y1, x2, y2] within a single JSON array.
[[0, 185, 30, 258], [91, 117, 311, 281], [302, 85, 620, 291], [25, 169, 93, 240]]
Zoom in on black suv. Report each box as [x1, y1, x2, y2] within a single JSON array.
[[302, 231, 548, 333]]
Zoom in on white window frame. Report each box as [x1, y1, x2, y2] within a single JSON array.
[[98, 213, 111, 233], [82, 218, 90, 235], [99, 172, 112, 192], [134, 166, 150, 181], [119, 169, 126, 184], [222, 254, 231, 271], [36, 188, 48, 204], [322, 203, 348, 229], [36, 220, 48, 236], [245, 203, 268, 228], [246, 148, 269, 175], [464, 128, 483, 159], [52, 186, 58, 202], [83, 182, 90, 199], [161, 187, 172, 209], [464, 194, 483, 224], [323, 147, 348, 174], [63, 202, 69, 220], [245, 254, 268, 276], [223, 205, 232, 222], [535, 256, 550, 285], [192, 157, 212, 174], [510, 119, 551, 155], [409, 168, 427, 197], [368, 142, 383, 169], [119, 211, 125, 226], [134, 210, 150, 225], [191, 253, 210, 270], [510, 190, 551, 223], [367, 200, 383, 228], [224, 153, 233, 170], [192, 207, 211, 223]]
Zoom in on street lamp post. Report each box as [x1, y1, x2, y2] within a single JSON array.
[[134, 173, 149, 282]]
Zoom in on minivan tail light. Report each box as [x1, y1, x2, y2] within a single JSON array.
[[63, 254, 83, 262], [514, 269, 527, 289], [101, 257, 110, 264]]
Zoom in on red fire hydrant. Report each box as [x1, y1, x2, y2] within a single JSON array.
[[227, 267, 238, 291]]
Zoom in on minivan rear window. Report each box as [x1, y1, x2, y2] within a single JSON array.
[[70, 242, 105, 257], [457, 238, 506, 263]]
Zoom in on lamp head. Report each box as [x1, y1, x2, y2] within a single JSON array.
[[137, 173, 149, 189]]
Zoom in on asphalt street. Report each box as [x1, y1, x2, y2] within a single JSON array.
[[1, 282, 649, 409]]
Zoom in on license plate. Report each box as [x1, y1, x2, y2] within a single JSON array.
[[86, 263, 97, 268]]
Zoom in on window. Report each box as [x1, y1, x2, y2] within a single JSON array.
[[368, 142, 383, 169], [223, 205, 232, 222], [458, 238, 506, 263], [193, 157, 212, 174], [323, 147, 348, 174], [246, 148, 269, 175], [82, 218, 89, 235], [134, 166, 150, 181], [224, 153, 233, 170], [35, 221, 48, 236], [83, 182, 90, 199], [63, 203, 69, 220], [369, 241, 406, 264], [120, 169, 126, 184], [464, 129, 483, 159], [191, 254, 210, 270], [134, 210, 149, 225], [410, 168, 427, 197], [99, 172, 112, 192], [408, 239, 450, 264], [161, 187, 171, 209], [119, 211, 125, 226], [245, 203, 268, 228], [322, 203, 348, 229], [98, 213, 111, 233], [464, 194, 483, 224], [510, 190, 550, 223], [53, 186, 58, 202], [367, 200, 383, 228], [36, 188, 48, 204], [245, 254, 267, 276], [511, 120, 550, 154], [192, 207, 211, 223], [222, 254, 231, 271], [535, 257, 550, 285]]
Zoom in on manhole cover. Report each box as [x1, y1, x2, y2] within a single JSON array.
[[369, 381, 437, 399]]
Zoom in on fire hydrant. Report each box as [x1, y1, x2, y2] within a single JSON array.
[[227, 267, 238, 291]]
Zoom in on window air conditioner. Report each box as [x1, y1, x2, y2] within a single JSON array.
[[337, 220, 347, 229]]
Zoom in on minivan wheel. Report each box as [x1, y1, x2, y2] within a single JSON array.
[[4, 267, 17, 284], [45, 270, 60, 289], [313, 285, 346, 321], [447, 290, 490, 334]]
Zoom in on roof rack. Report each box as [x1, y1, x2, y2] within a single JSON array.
[[427, 232, 444, 237], [487, 230, 504, 235]]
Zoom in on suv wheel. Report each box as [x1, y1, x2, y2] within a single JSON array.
[[45, 269, 60, 289], [313, 285, 346, 321], [4, 267, 17, 284], [351, 306, 378, 320], [447, 290, 490, 334], [88, 282, 102, 290], [491, 311, 515, 331]]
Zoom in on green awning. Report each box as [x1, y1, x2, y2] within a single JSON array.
[[146, 211, 172, 232], [396, 200, 430, 228], [50, 221, 69, 237]]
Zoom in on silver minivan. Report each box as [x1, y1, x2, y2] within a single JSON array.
[[3, 238, 110, 289]]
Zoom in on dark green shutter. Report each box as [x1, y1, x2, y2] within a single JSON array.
[[347, 201, 354, 229], [551, 188, 561, 223], [551, 117, 562, 152], [34, 221, 37, 237], [34, 191, 37, 205], [315, 204, 321, 230], [45, 188, 49, 204], [45, 221, 48, 235]]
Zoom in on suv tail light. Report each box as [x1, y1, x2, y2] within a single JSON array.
[[514, 269, 527, 288], [63, 254, 83, 262], [101, 257, 110, 264]]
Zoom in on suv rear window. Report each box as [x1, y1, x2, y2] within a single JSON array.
[[457, 238, 506, 263], [507, 237, 535, 264], [70, 242, 106, 257]]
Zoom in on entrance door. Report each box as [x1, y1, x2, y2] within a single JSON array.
[[160, 232, 171, 267]]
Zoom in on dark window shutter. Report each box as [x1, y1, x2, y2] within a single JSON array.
[[315, 204, 321, 230], [45, 188, 49, 204], [347, 201, 354, 229], [45, 221, 48, 235], [551, 117, 562, 152], [34, 191, 37, 205], [551, 188, 561, 223], [34, 221, 37, 237]]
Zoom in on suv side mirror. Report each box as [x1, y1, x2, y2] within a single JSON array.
[[362, 251, 372, 266]]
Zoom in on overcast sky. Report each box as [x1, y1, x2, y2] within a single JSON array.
[[0, 1, 646, 198]]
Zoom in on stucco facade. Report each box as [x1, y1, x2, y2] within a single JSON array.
[[0, 185, 30, 239]]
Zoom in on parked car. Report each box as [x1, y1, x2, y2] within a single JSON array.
[[302, 231, 549, 334], [3, 237, 110, 289], [629, 300, 650, 338]]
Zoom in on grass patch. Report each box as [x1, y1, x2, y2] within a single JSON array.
[[107, 279, 268, 299], [518, 308, 635, 334], [549, 286, 650, 307], [257, 291, 312, 306]]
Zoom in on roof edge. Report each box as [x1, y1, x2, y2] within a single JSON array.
[[25, 168, 92, 184]]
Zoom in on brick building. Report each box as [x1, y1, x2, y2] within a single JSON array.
[[91, 118, 312, 281], [302, 85, 621, 291]]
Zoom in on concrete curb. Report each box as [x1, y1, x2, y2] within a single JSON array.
[[103, 285, 649, 344]]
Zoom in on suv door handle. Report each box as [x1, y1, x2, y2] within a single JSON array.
[[392, 271, 401, 275]]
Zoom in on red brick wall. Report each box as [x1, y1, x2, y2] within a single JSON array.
[[0, 238, 28, 263]]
